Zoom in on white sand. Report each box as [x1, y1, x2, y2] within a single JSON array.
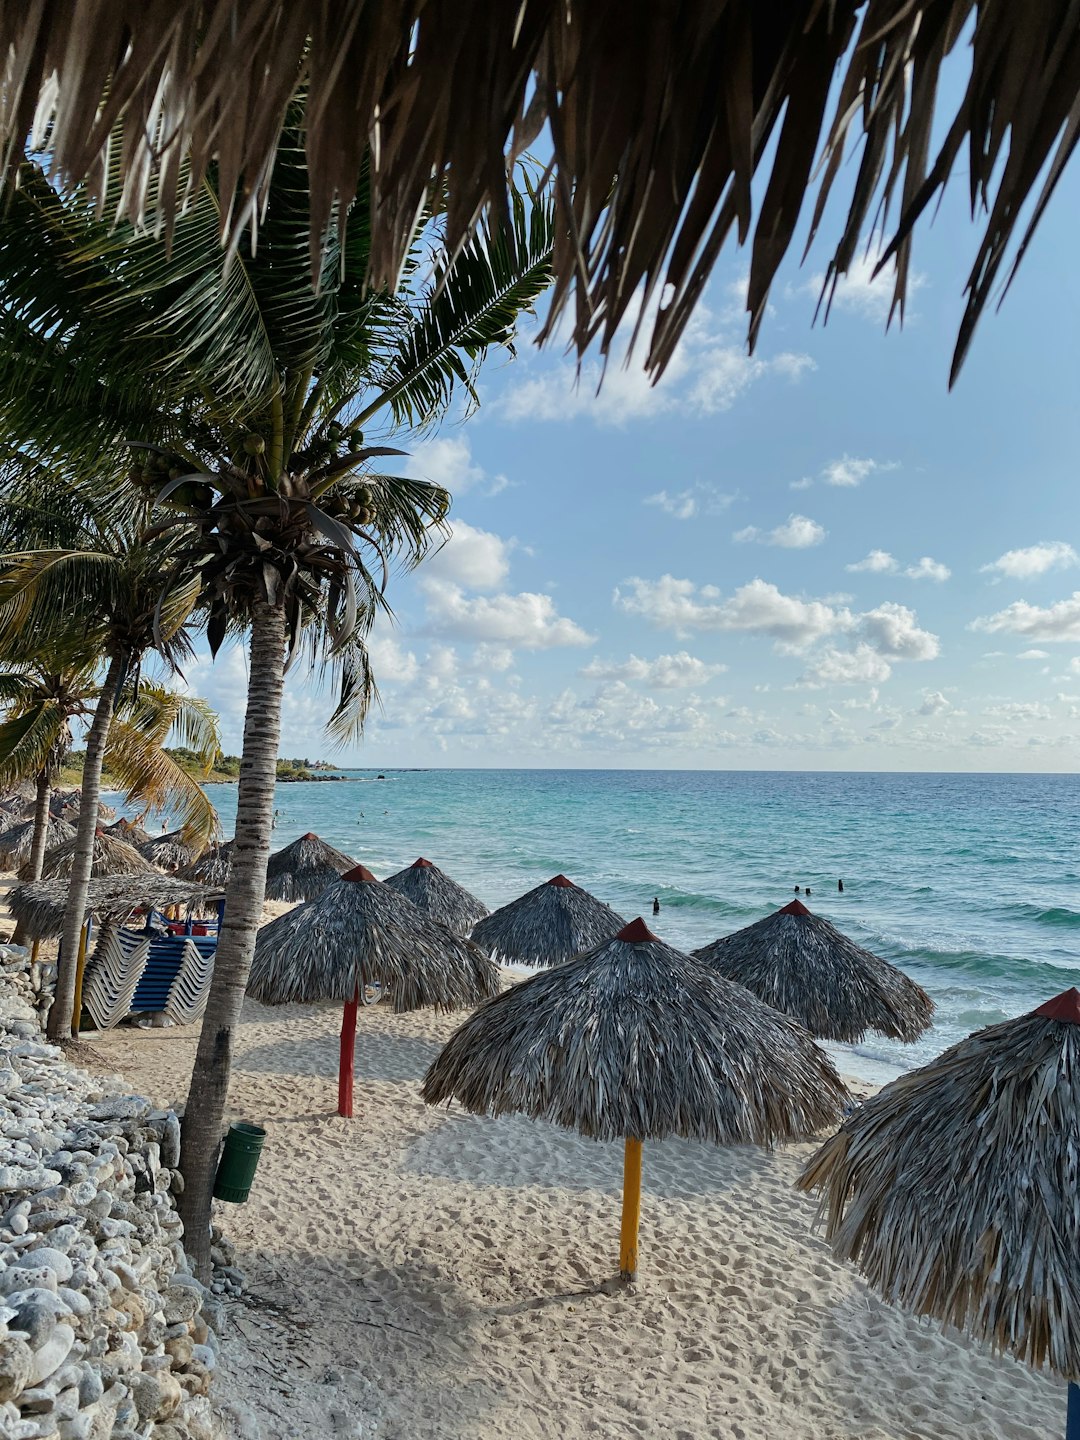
[[81, 994, 1062, 1440]]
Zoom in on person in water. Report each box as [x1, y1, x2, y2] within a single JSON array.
[[794, 885, 801, 894], [838, 878, 844, 893], [804, 887, 811, 898], [652, 897, 660, 916]]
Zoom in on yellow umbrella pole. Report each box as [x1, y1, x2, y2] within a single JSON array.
[[619, 1136, 643, 1281], [70, 921, 89, 1039]]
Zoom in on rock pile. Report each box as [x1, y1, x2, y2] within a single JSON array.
[[0, 960, 220, 1439]]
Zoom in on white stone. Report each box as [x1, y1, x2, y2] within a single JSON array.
[[27, 1322, 74, 1384], [13, 1249, 75, 1284]]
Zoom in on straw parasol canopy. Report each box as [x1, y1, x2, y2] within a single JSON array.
[[800, 988, 1080, 1402], [105, 817, 152, 847], [471, 874, 625, 966], [137, 828, 203, 873], [263, 832, 356, 902], [424, 917, 848, 1280], [178, 840, 234, 887], [383, 857, 489, 936], [28, 830, 158, 882], [8, 875, 224, 941], [0, 815, 76, 869], [248, 864, 499, 1117], [693, 899, 934, 1045]]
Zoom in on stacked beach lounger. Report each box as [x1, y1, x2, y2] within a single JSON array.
[[82, 920, 217, 1029]]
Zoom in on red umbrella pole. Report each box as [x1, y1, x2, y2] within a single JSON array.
[[338, 985, 359, 1117]]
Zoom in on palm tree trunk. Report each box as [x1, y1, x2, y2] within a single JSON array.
[[11, 769, 52, 947], [177, 599, 286, 1278], [47, 652, 125, 1042]]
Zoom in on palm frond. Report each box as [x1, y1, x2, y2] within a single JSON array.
[[104, 718, 220, 846], [0, 703, 66, 788]]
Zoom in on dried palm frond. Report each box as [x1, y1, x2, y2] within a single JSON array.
[[8, 874, 223, 940], [0, 3, 1073, 382], [29, 831, 158, 882], [0, 815, 75, 868], [248, 864, 499, 1013], [383, 857, 489, 937], [137, 828, 203, 874], [471, 874, 624, 966], [799, 988, 1080, 1380], [178, 840, 234, 888], [694, 899, 934, 1044], [263, 832, 356, 903], [424, 917, 848, 1142]]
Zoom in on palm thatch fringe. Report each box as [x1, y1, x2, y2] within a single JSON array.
[[8, 875, 224, 941], [1, 3, 1072, 381], [28, 831, 159, 882], [178, 840, 234, 888], [105, 818, 153, 847], [693, 900, 933, 1044], [471, 874, 625, 966], [0, 815, 75, 868], [263, 833, 356, 903], [383, 858, 489, 936], [799, 987, 1080, 1380], [137, 829, 203, 874], [247, 865, 498, 1013], [424, 918, 848, 1143]]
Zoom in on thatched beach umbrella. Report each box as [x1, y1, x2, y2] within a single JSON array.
[[8, 875, 223, 941], [105, 817, 153, 847], [693, 898, 933, 1044], [248, 864, 499, 1117], [137, 828, 203, 873], [178, 840, 234, 888], [799, 987, 1080, 1437], [471, 874, 625, 966], [0, 815, 75, 869], [424, 917, 848, 1281], [263, 832, 356, 902], [30, 830, 158, 882], [383, 857, 489, 936]]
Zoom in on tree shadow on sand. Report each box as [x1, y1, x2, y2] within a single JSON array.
[[235, 1029, 444, 1083]]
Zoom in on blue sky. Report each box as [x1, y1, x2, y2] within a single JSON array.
[[188, 151, 1080, 771]]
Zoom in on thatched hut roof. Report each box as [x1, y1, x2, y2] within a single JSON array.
[[799, 986, 1080, 1380], [0, 815, 75, 868], [137, 829, 203, 873], [247, 864, 499, 1013], [29, 830, 158, 882], [263, 832, 356, 903], [8, 875, 224, 940], [3, 4, 1069, 383], [692, 899, 934, 1045], [383, 858, 489, 937], [105, 818, 153, 847], [424, 917, 848, 1143], [471, 874, 625, 967], [178, 840, 234, 888]]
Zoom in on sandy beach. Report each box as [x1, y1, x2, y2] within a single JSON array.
[[78, 990, 1061, 1440]]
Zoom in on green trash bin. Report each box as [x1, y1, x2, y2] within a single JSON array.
[[212, 1122, 266, 1203]]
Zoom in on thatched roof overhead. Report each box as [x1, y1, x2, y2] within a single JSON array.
[[424, 917, 847, 1143], [178, 839, 234, 887], [28, 830, 158, 882], [693, 899, 934, 1045], [800, 986, 1080, 1380], [471, 874, 625, 966], [1, 3, 1069, 382], [247, 864, 499, 1013], [383, 857, 489, 937], [105, 818, 153, 847], [263, 832, 356, 903], [8, 874, 224, 940], [137, 828, 203, 873], [0, 815, 75, 868]]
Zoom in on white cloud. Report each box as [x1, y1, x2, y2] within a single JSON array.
[[985, 701, 1051, 721], [917, 691, 951, 717], [847, 550, 898, 574], [981, 541, 1079, 581], [971, 592, 1080, 643], [420, 579, 595, 650], [615, 576, 847, 647], [733, 514, 826, 548], [789, 477, 814, 491], [579, 651, 727, 689], [1018, 649, 1050, 660], [422, 520, 514, 591], [822, 455, 898, 488], [804, 244, 926, 323], [798, 644, 893, 688], [904, 556, 951, 582], [857, 602, 940, 661], [406, 435, 510, 497], [644, 484, 735, 520], [366, 633, 420, 686]]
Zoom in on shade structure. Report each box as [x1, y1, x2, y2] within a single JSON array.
[[248, 864, 500, 1117], [137, 828, 204, 873], [693, 899, 933, 1044], [263, 832, 356, 903], [28, 830, 158, 882], [423, 917, 848, 1280], [471, 874, 625, 966], [800, 988, 1080, 1430], [0, 815, 75, 869], [8, 875, 224, 940], [105, 818, 153, 847], [178, 840, 234, 888], [383, 857, 489, 936]]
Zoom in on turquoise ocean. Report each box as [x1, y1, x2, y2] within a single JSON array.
[[115, 768, 1080, 1085]]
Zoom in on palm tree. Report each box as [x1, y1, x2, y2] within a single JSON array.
[[0, 110, 554, 1271]]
